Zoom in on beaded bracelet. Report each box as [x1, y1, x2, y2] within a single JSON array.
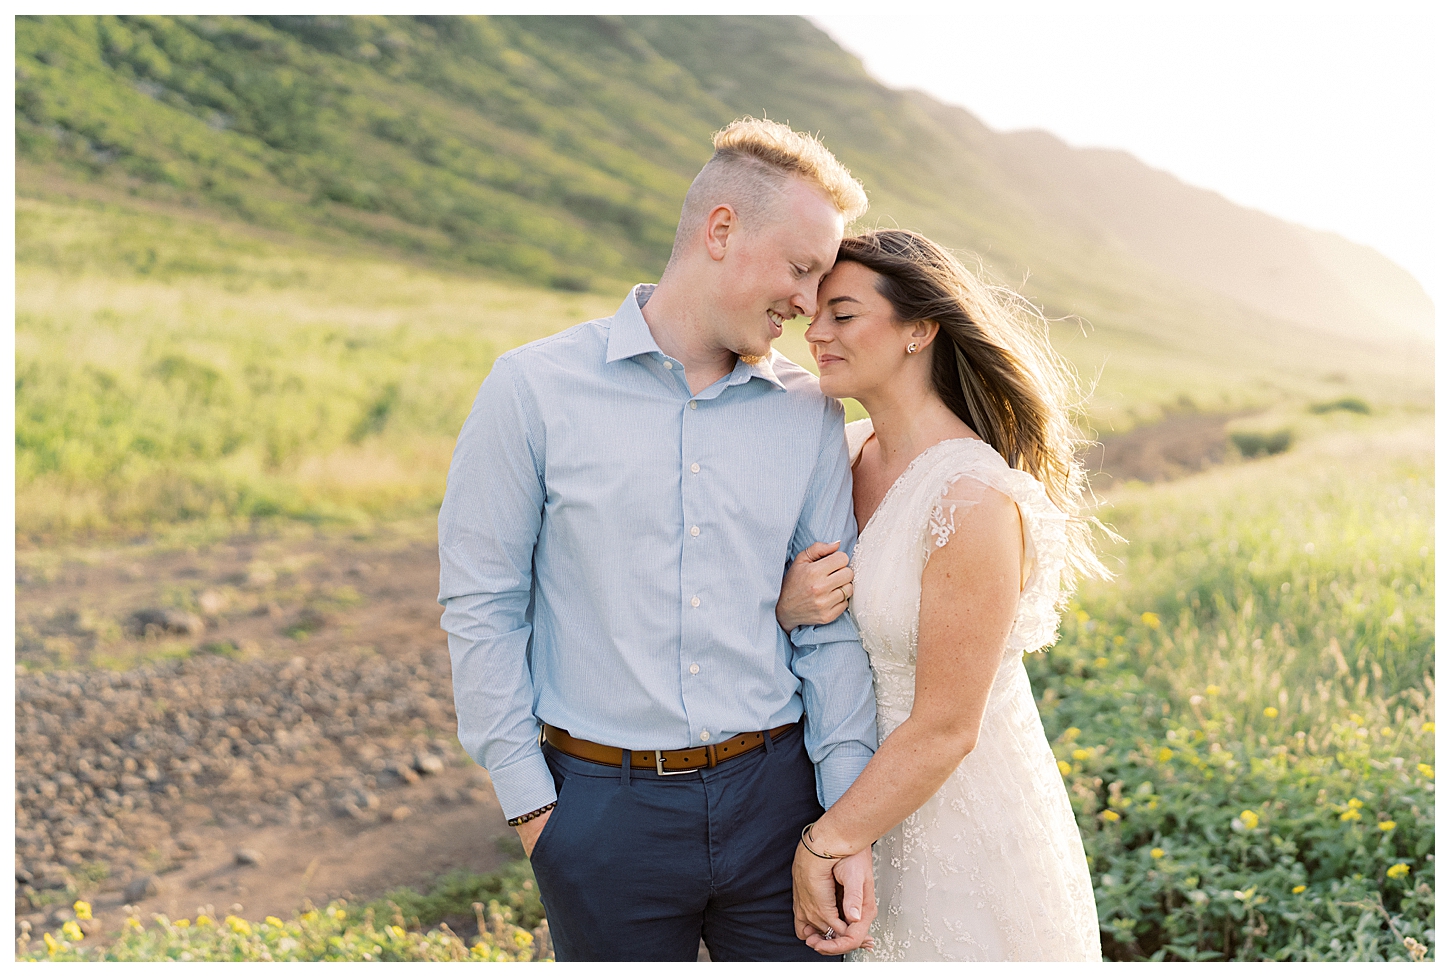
[[800, 821, 845, 859], [506, 802, 556, 827]]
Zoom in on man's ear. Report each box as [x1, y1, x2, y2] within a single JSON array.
[[704, 204, 736, 261]]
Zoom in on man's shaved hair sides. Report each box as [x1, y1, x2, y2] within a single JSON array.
[[667, 117, 869, 268]]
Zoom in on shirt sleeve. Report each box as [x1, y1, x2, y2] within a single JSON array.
[[788, 397, 879, 808], [437, 355, 555, 821]]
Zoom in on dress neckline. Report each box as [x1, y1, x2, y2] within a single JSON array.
[[855, 427, 989, 540]]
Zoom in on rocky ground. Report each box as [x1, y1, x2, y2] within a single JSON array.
[[14, 530, 520, 945]]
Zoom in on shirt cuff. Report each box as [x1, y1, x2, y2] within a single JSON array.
[[816, 746, 874, 810], [790, 615, 857, 649], [488, 750, 558, 822]]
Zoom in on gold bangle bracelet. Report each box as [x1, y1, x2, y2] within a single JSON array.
[[800, 821, 846, 860]]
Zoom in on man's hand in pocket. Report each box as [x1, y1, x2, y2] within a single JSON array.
[[517, 809, 552, 858]]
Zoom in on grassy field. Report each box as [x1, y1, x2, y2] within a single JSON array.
[[17, 189, 1432, 543], [14, 186, 1435, 960]]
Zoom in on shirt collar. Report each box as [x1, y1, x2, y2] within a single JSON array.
[[605, 283, 787, 392], [605, 284, 663, 363]]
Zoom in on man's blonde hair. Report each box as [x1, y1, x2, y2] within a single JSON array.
[[668, 117, 868, 266]]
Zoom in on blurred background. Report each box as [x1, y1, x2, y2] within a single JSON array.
[[13, 13, 1436, 962]]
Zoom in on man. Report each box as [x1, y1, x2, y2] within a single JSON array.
[[438, 118, 876, 961]]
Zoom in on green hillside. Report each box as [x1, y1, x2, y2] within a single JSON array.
[[15, 15, 1435, 539]]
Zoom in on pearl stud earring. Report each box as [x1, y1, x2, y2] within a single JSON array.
[[906, 342, 919, 354]]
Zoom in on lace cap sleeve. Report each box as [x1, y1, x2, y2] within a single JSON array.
[[921, 442, 1070, 654]]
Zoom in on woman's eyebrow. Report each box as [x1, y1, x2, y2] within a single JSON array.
[[826, 295, 861, 306]]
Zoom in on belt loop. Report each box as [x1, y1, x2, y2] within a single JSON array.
[[762, 728, 775, 755], [620, 747, 632, 786]]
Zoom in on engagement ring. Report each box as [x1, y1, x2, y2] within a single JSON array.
[[823, 927, 835, 940]]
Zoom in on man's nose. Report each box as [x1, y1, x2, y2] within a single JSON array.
[[793, 287, 819, 321]]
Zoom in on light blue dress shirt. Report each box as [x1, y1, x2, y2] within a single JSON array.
[[438, 284, 877, 820]]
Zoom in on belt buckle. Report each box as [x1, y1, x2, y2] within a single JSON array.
[[655, 750, 694, 776]]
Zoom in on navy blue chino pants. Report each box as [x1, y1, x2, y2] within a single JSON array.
[[527, 723, 837, 962]]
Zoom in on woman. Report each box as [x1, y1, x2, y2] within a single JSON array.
[[777, 230, 1106, 961]]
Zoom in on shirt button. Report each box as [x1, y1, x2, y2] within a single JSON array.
[[690, 463, 700, 474], [700, 731, 711, 742], [690, 596, 700, 608], [689, 663, 700, 675], [690, 526, 700, 537], [688, 400, 697, 410], [664, 360, 674, 370]]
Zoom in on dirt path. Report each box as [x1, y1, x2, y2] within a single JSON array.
[[15, 529, 519, 942]]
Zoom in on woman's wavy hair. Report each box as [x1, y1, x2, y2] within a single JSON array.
[[837, 229, 1110, 587]]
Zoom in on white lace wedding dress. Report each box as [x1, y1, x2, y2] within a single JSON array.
[[844, 419, 1101, 962]]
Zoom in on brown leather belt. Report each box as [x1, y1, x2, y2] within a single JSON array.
[[542, 722, 797, 776]]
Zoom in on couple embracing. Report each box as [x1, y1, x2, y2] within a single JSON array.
[[439, 118, 1105, 962]]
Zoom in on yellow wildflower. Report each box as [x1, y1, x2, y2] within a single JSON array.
[[1240, 810, 1260, 829], [1057, 760, 1071, 775], [176, 919, 190, 928], [1382, 727, 1394, 737], [1072, 749, 1091, 761], [1205, 685, 1220, 696], [514, 930, 534, 948], [73, 901, 92, 921], [1064, 727, 1081, 741], [1076, 610, 1089, 624], [226, 916, 251, 936], [1350, 713, 1365, 725], [1263, 707, 1279, 718], [471, 943, 490, 958], [1141, 612, 1161, 629], [1423, 722, 1435, 733], [300, 911, 318, 924], [196, 915, 214, 927], [62, 921, 84, 942], [126, 917, 144, 932], [1387, 863, 1410, 879], [1094, 657, 1109, 668], [1379, 820, 1397, 831], [1102, 810, 1120, 822], [1292, 885, 1307, 894], [1347, 797, 1364, 808], [332, 908, 347, 921], [265, 916, 283, 928], [1157, 747, 1174, 763], [1340, 809, 1362, 821], [43, 932, 60, 956], [1150, 848, 1165, 859], [390, 925, 407, 939], [1417, 763, 1434, 779]]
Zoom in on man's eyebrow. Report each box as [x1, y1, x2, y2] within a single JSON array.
[[826, 295, 862, 306]]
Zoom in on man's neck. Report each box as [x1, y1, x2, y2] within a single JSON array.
[[641, 277, 738, 396]]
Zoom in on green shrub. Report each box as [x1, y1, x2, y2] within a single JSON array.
[[20, 862, 552, 962], [1029, 430, 1434, 960], [1231, 428, 1293, 458], [1310, 397, 1372, 415]]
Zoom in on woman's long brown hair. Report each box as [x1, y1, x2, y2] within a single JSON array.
[[837, 229, 1109, 588]]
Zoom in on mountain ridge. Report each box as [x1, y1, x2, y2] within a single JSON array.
[[16, 15, 1432, 361]]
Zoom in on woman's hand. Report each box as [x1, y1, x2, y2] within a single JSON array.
[[777, 541, 854, 631], [793, 842, 876, 955]]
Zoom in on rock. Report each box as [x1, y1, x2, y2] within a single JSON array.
[[413, 753, 444, 776], [388, 806, 412, 822], [34, 874, 71, 891], [124, 875, 159, 902], [198, 590, 228, 615], [234, 848, 264, 866], [16, 866, 32, 885]]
